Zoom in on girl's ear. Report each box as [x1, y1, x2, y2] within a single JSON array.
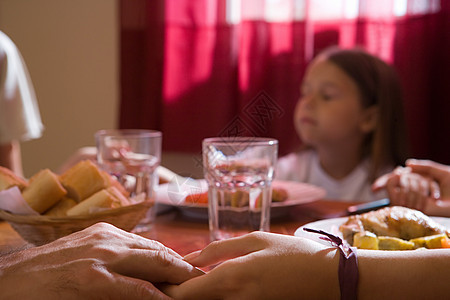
[[360, 106, 378, 133]]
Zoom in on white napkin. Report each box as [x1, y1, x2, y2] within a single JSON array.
[[0, 186, 38, 215]]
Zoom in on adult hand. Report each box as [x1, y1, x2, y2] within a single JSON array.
[[164, 232, 340, 300], [372, 166, 439, 211], [0, 222, 203, 299], [406, 159, 450, 200]]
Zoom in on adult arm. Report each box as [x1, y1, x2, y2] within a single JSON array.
[[166, 232, 341, 299], [0, 222, 203, 299], [0, 140, 23, 177], [165, 232, 450, 300]]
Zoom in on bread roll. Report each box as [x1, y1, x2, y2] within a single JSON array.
[[22, 169, 67, 213], [60, 160, 107, 202], [44, 196, 77, 217], [0, 166, 28, 191], [66, 187, 126, 216]]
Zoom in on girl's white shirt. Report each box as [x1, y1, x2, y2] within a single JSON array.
[[276, 149, 391, 202]]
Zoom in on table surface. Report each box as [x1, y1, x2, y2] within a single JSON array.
[[0, 200, 358, 256]]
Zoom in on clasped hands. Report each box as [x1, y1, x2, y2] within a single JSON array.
[[0, 223, 338, 300], [372, 159, 450, 214], [0, 222, 201, 300]]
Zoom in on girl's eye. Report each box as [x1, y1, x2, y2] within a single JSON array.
[[322, 93, 333, 100]]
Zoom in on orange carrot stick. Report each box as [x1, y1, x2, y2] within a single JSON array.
[[185, 192, 208, 204]]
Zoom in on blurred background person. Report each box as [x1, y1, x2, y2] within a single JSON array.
[[277, 47, 407, 202], [0, 30, 43, 177]]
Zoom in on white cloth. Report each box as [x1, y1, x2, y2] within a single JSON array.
[[0, 31, 43, 144], [276, 149, 391, 202]]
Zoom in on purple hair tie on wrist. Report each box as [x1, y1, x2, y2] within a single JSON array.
[[303, 227, 359, 300]]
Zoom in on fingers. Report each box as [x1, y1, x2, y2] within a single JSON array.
[[374, 160, 448, 208], [184, 233, 266, 267], [111, 248, 204, 284], [162, 261, 242, 300], [372, 167, 405, 192], [55, 223, 203, 285], [430, 181, 441, 199], [406, 159, 450, 182], [415, 177, 429, 211], [390, 173, 430, 211], [105, 273, 173, 300], [48, 258, 173, 300], [61, 223, 183, 259], [163, 273, 221, 300], [375, 166, 437, 212], [382, 173, 401, 205], [385, 173, 400, 194], [372, 173, 391, 191], [401, 174, 418, 208], [119, 229, 184, 259]]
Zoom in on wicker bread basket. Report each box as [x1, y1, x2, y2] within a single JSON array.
[[0, 200, 153, 246]]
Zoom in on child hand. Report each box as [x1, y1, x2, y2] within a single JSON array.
[[406, 159, 450, 200], [372, 166, 439, 211]]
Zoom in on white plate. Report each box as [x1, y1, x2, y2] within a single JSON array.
[[294, 216, 450, 246], [156, 179, 326, 219]]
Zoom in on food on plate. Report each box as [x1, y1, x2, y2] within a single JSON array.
[[185, 192, 208, 204], [341, 206, 448, 240], [60, 160, 108, 201], [377, 236, 415, 250], [22, 169, 67, 213], [439, 235, 450, 248], [184, 190, 248, 206], [272, 187, 289, 202], [340, 206, 450, 250], [184, 187, 289, 207], [410, 233, 450, 249], [0, 166, 28, 191], [352, 231, 379, 250]]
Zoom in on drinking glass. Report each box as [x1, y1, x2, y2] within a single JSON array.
[[203, 137, 278, 241], [95, 129, 162, 232]]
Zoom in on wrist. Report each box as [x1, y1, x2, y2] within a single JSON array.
[[315, 247, 341, 299], [303, 228, 359, 300], [293, 238, 340, 299]]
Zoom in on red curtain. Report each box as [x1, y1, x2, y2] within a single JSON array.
[[120, 0, 450, 164]]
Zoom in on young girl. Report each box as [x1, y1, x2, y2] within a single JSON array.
[[276, 47, 408, 201]]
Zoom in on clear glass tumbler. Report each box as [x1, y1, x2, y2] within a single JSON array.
[[203, 137, 278, 241], [95, 129, 162, 232]]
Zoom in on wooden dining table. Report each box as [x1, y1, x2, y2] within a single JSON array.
[[0, 199, 359, 256]]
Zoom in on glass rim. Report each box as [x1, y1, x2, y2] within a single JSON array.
[[95, 129, 162, 139], [202, 136, 278, 146]]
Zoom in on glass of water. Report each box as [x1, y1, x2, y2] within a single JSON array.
[[95, 129, 162, 232], [203, 137, 278, 241]]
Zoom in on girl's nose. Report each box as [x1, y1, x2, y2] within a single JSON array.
[[299, 93, 315, 109]]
